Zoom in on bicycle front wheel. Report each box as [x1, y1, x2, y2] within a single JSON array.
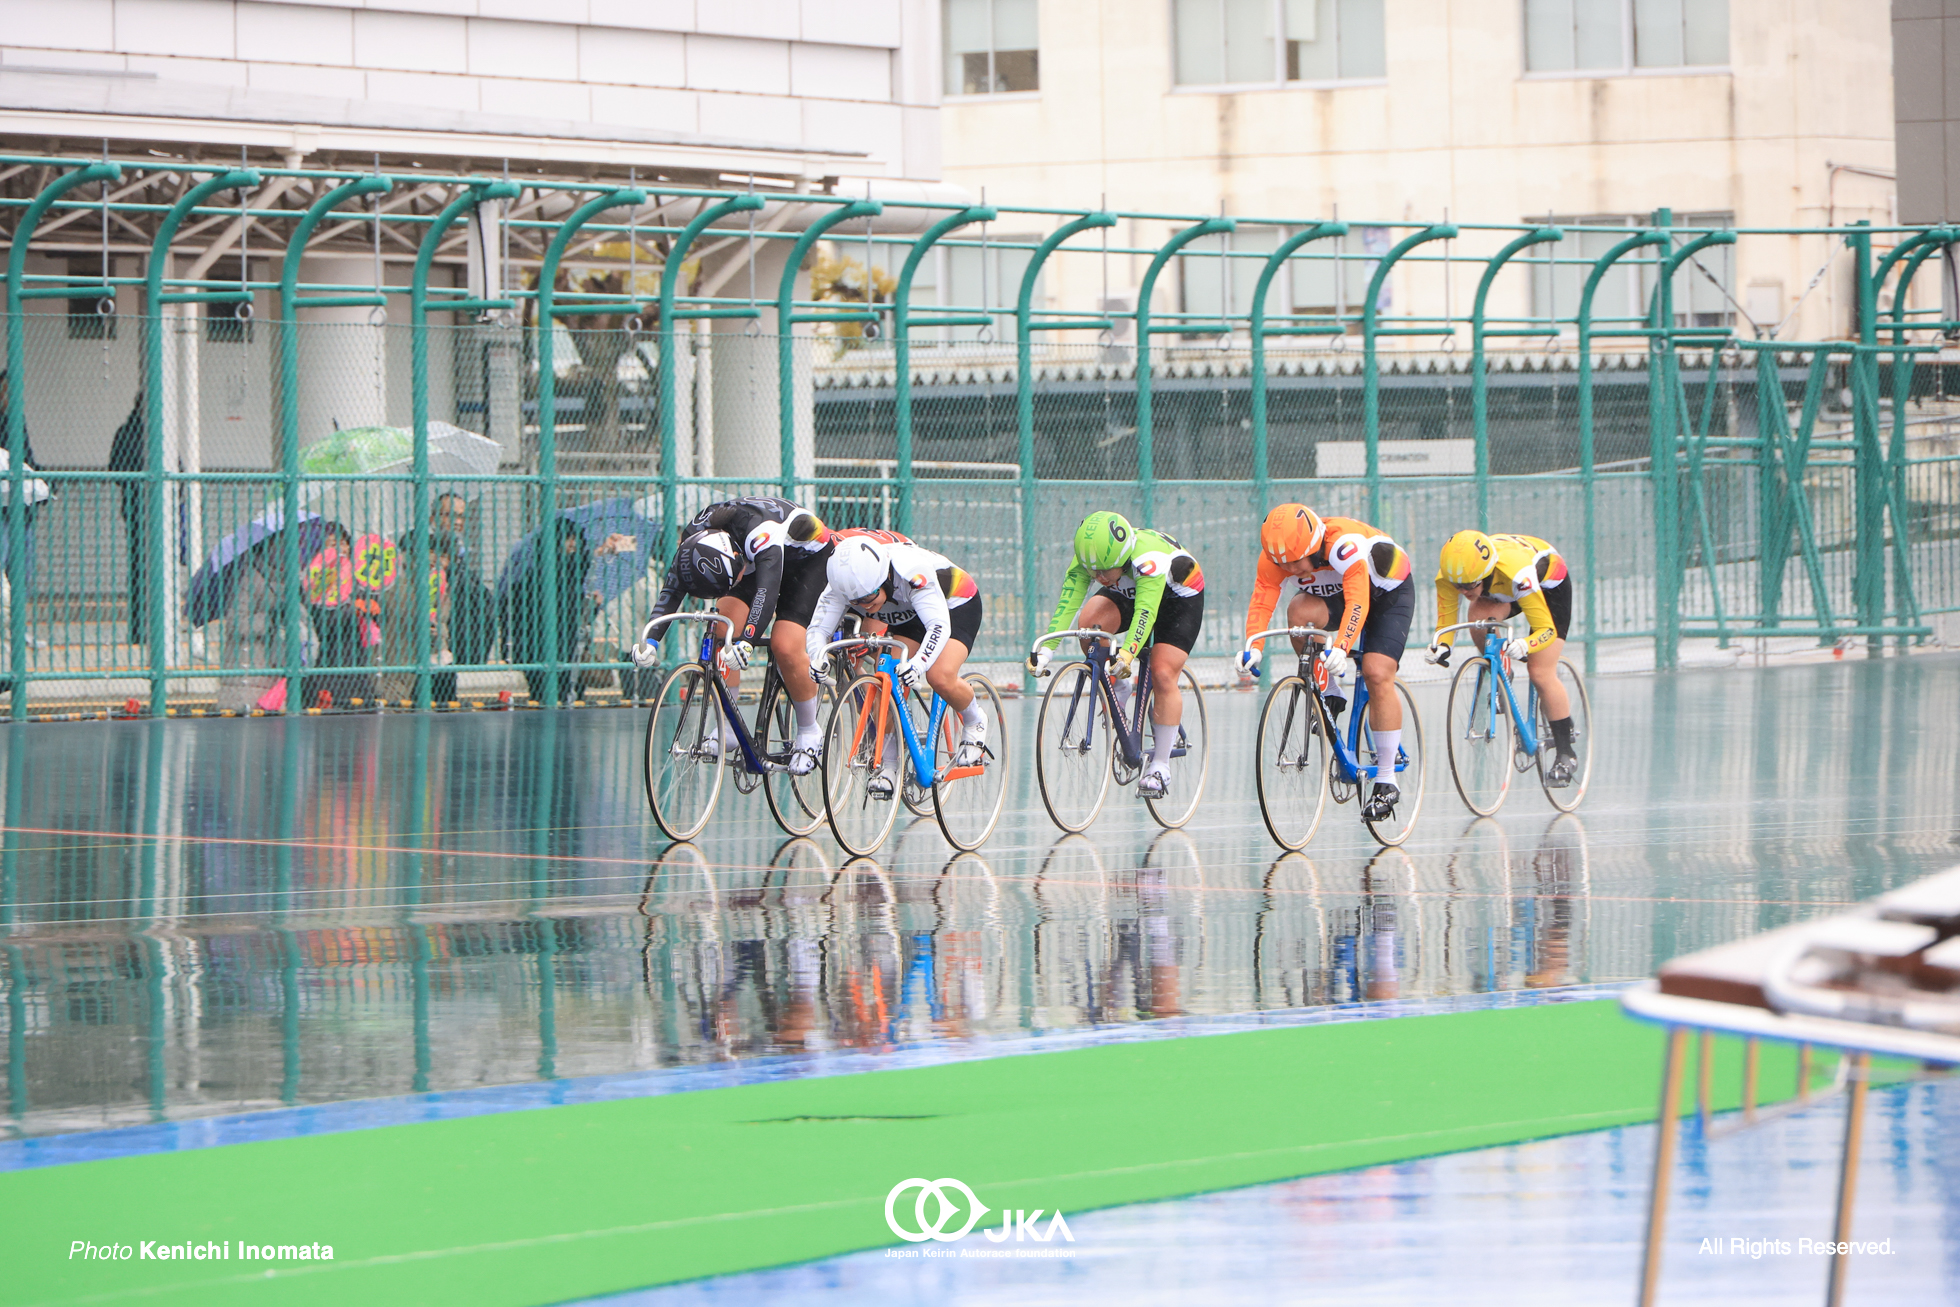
[[1256, 676, 1329, 850], [933, 674, 1008, 850], [1035, 663, 1112, 833], [822, 672, 902, 857], [1360, 680, 1425, 848], [643, 663, 726, 841], [1144, 668, 1209, 830], [1445, 658, 1513, 817], [1536, 660, 1592, 812], [758, 671, 829, 838]]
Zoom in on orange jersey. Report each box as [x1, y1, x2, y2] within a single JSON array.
[[1244, 515, 1411, 652]]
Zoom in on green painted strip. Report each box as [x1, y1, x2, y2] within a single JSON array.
[[0, 1002, 1875, 1306]]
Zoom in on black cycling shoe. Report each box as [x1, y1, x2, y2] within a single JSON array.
[[1546, 750, 1579, 788], [1361, 782, 1400, 822]]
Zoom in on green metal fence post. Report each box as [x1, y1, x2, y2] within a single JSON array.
[[1848, 221, 1886, 654], [777, 199, 882, 500], [1471, 227, 1562, 530], [1248, 221, 1347, 515], [1576, 230, 1667, 676], [410, 180, 519, 711], [144, 168, 260, 716], [893, 205, 996, 537], [1015, 211, 1115, 683], [1877, 227, 1955, 647], [655, 194, 762, 574], [5, 161, 119, 720], [537, 186, 648, 704], [1362, 224, 1456, 526], [278, 175, 394, 715], [1135, 218, 1233, 526]]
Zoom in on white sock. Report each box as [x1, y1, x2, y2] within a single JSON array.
[[1372, 729, 1402, 781], [1110, 679, 1134, 718], [959, 700, 986, 731], [1149, 721, 1177, 770], [793, 693, 820, 731]]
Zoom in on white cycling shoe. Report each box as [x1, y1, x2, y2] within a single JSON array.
[[1137, 765, 1170, 799], [866, 766, 900, 801], [953, 720, 990, 768], [788, 729, 823, 776]]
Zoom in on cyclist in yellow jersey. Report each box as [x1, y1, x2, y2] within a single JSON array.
[[1424, 530, 1580, 785]]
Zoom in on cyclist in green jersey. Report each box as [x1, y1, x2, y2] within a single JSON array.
[[1026, 511, 1206, 799]]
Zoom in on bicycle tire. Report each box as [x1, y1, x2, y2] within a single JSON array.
[[1144, 668, 1209, 830], [933, 674, 1008, 850], [1035, 662, 1113, 833], [822, 671, 902, 857], [1359, 680, 1425, 848], [1445, 658, 1513, 817], [1536, 659, 1592, 812], [758, 670, 829, 837], [643, 663, 726, 842], [1255, 675, 1330, 850]]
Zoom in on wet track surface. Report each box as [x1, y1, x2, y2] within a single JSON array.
[[3, 654, 1957, 1139]]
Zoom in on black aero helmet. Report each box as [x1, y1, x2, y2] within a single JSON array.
[[673, 530, 739, 597]]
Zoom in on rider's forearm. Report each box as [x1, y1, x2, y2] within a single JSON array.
[[1046, 562, 1091, 633]]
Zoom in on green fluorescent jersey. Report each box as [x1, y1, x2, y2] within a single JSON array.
[[1045, 528, 1206, 661]]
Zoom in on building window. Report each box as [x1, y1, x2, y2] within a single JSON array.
[[1528, 212, 1735, 330], [945, 0, 1039, 96], [1523, 0, 1728, 75], [1174, 0, 1385, 88]]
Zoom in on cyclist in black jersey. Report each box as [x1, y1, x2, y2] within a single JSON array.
[[633, 496, 833, 774]]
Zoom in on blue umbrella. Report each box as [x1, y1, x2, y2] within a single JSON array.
[[187, 506, 333, 627], [496, 497, 660, 605]]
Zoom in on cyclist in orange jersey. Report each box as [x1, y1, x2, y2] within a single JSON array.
[[1239, 504, 1415, 822]]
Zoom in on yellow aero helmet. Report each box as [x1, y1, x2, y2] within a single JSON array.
[[1439, 529, 1497, 586]]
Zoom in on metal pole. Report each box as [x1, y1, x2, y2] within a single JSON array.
[[1638, 1025, 1689, 1307], [1133, 218, 1234, 526], [1824, 1051, 1869, 1307], [279, 175, 394, 714], [1248, 221, 1348, 516], [144, 168, 261, 716], [1875, 228, 1953, 649], [1576, 230, 1667, 678], [892, 205, 995, 537], [655, 194, 762, 569], [1016, 211, 1115, 686], [537, 186, 648, 705], [1362, 224, 1457, 526], [1848, 222, 1883, 656], [410, 181, 518, 712], [1470, 227, 1562, 530], [776, 199, 883, 499], [4, 162, 119, 720]]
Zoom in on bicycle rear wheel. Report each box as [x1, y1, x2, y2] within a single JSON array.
[[1360, 680, 1425, 847], [822, 672, 902, 857], [933, 674, 1008, 850], [1255, 676, 1329, 850], [643, 663, 726, 841], [757, 671, 829, 838], [1536, 660, 1592, 812], [1445, 658, 1513, 817], [1035, 662, 1112, 833], [1144, 668, 1209, 830]]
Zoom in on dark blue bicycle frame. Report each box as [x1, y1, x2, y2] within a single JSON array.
[[689, 624, 770, 776], [1055, 641, 1186, 772]]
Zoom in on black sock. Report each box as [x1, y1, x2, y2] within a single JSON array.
[[1550, 715, 1574, 753]]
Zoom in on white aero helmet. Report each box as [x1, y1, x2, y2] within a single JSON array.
[[828, 536, 892, 607]]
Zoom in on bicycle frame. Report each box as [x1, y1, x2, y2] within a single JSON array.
[[1029, 628, 1168, 773], [821, 636, 985, 790], [1243, 626, 1402, 785], [1435, 618, 1540, 755], [643, 611, 772, 776]]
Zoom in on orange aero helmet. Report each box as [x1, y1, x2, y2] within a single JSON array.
[[1260, 504, 1325, 565]]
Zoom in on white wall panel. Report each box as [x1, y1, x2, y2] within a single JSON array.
[[0, 0, 115, 52], [479, 0, 589, 21], [364, 68, 480, 112], [789, 42, 890, 101], [591, 84, 700, 133], [236, 4, 354, 67], [800, 0, 902, 50], [352, 10, 468, 75], [803, 97, 901, 168], [467, 17, 579, 81], [578, 25, 686, 88], [0, 48, 126, 71], [123, 54, 250, 85], [247, 61, 365, 98], [589, 0, 696, 33], [698, 0, 799, 42], [114, 0, 236, 60], [477, 77, 592, 122], [901, 101, 939, 180], [697, 91, 801, 145], [685, 34, 790, 95]]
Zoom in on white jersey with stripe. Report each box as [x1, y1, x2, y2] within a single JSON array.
[[805, 541, 975, 670]]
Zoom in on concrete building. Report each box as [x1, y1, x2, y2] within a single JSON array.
[[940, 0, 1900, 342]]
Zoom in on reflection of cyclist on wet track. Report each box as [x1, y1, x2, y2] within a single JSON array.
[[1238, 504, 1413, 822], [1425, 530, 1579, 786], [1029, 512, 1205, 801], [633, 496, 832, 774], [804, 533, 989, 798]]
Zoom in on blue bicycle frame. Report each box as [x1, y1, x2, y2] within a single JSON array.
[[1444, 621, 1541, 755], [1321, 654, 1409, 785], [827, 636, 981, 790]]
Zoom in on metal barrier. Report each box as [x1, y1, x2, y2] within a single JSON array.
[[0, 158, 1955, 719]]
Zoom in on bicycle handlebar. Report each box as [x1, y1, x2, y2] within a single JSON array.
[[643, 611, 734, 644], [821, 635, 909, 657], [1030, 629, 1117, 653], [1242, 626, 1334, 652], [1432, 617, 1521, 640]]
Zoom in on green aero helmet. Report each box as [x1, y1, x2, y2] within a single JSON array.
[[1073, 511, 1136, 572]]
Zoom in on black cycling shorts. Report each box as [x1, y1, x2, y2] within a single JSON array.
[[888, 594, 983, 653], [1329, 580, 1415, 663], [731, 545, 833, 631], [1094, 586, 1205, 655], [1508, 581, 1572, 642]]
